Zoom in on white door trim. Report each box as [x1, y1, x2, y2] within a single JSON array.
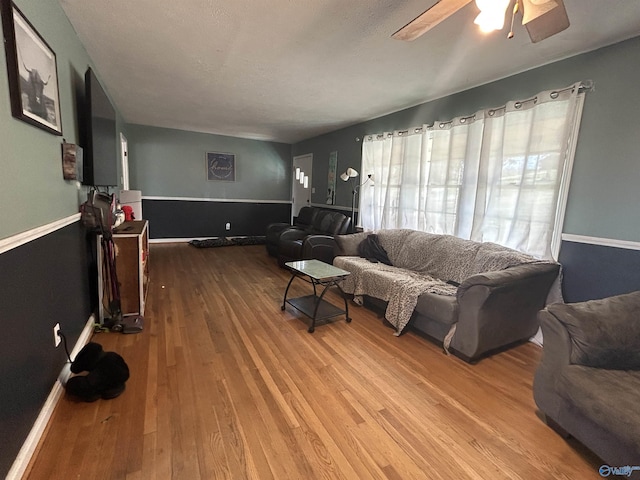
[[120, 133, 129, 190], [292, 153, 313, 222]]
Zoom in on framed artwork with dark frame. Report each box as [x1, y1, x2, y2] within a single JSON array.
[[206, 152, 236, 182], [1, 0, 62, 135]]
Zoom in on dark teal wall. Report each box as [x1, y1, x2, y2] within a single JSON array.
[[126, 124, 292, 201], [294, 36, 640, 244], [0, 223, 92, 477]]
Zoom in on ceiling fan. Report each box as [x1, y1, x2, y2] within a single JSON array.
[[392, 0, 570, 43]]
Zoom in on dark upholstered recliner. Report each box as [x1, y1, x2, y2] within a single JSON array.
[[265, 206, 317, 257], [533, 291, 640, 465], [298, 235, 338, 266], [276, 210, 350, 266]]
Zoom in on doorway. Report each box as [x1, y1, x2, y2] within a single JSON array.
[[120, 133, 129, 190], [292, 154, 312, 222]]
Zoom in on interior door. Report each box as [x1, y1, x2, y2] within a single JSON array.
[[292, 154, 312, 222]]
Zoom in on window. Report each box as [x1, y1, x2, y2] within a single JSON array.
[[360, 84, 585, 259]]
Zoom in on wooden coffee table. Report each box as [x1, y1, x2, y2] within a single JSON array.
[[281, 259, 351, 333]]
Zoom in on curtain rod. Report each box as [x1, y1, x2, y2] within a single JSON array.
[[362, 80, 594, 141], [487, 80, 593, 117]]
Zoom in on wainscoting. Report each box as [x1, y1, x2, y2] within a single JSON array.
[[559, 234, 640, 302], [0, 217, 93, 478], [142, 197, 291, 239]]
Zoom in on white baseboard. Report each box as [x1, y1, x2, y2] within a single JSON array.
[[6, 315, 96, 480]]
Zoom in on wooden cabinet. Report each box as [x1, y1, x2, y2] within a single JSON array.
[[98, 220, 149, 322]]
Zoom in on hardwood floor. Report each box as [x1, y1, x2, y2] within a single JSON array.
[[25, 244, 602, 479]]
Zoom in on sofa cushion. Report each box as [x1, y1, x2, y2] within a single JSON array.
[[414, 291, 458, 325], [334, 232, 368, 256], [311, 210, 349, 235], [375, 229, 416, 264], [311, 210, 333, 231], [334, 256, 457, 333], [558, 365, 640, 454], [296, 206, 317, 228], [326, 212, 349, 235], [547, 291, 640, 370], [380, 230, 480, 283]]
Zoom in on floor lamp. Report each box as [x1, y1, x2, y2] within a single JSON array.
[[340, 168, 373, 233]]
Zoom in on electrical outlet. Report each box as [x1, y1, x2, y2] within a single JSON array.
[[225, 222, 230, 230], [53, 323, 61, 348]]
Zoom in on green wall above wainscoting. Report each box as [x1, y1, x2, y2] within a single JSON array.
[[126, 124, 292, 201], [0, 0, 126, 241]]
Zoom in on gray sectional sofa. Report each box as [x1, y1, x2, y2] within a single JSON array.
[[333, 229, 560, 362], [533, 291, 640, 466]]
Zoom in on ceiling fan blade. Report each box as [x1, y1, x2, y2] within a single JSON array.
[[520, 0, 570, 43], [392, 0, 473, 41]]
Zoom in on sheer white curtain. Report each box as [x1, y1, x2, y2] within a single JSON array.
[[360, 119, 484, 235], [360, 83, 585, 259]]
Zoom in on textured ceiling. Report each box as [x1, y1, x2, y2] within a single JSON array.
[[59, 0, 640, 144]]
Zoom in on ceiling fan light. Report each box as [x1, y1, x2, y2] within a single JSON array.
[[521, 0, 559, 25], [521, 0, 569, 42], [474, 0, 510, 32]]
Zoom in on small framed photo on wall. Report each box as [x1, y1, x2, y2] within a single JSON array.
[[61, 142, 83, 181], [206, 152, 235, 181], [1, 0, 63, 135]]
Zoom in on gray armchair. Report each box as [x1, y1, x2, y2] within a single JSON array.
[[533, 291, 640, 466]]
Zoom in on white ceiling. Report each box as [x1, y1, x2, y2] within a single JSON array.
[[59, 0, 640, 144]]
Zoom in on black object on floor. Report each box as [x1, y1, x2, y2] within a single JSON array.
[[65, 342, 130, 402], [189, 236, 266, 248]]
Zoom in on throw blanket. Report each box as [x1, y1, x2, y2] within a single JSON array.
[[334, 256, 457, 334]]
